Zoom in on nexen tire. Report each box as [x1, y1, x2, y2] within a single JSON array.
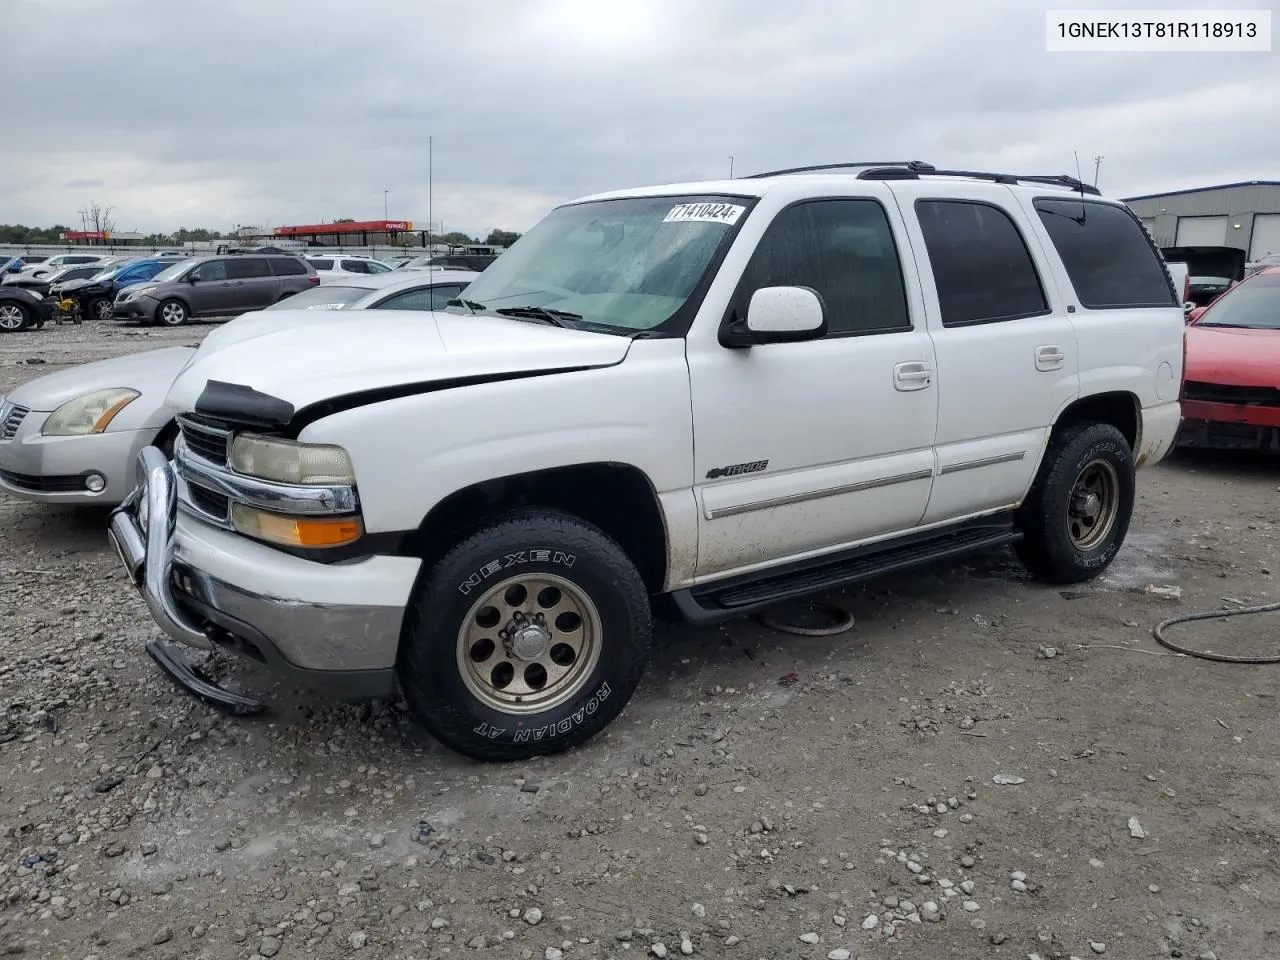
[[398, 509, 652, 762]]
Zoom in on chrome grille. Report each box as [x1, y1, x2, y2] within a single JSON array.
[[0, 402, 30, 441], [177, 415, 230, 465]]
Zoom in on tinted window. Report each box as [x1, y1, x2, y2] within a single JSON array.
[[66, 256, 99, 264], [307, 259, 334, 270], [270, 257, 308, 276], [1034, 199, 1177, 309], [226, 257, 270, 279], [367, 261, 392, 274], [190, 260, 228, 281], [915, 200, 1049, 327], [374, 284, 465, 311], [737, 199, 910, 336], [340, 259, 371, 274]]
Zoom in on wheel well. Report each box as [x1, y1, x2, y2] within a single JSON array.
[[1053, 392, 1140, 450], [409, 463, 669, 593], [154, 420, 179, 454]]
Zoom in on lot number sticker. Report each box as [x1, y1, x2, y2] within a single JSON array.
[[663, 202, 745, 226]]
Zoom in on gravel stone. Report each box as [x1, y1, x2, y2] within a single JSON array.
[[524, 907, 544, 925], [827, 950, 851, 960], [799, 932, 820, 944], [259, 936, 281, 957], [153, 927, 173, 946]]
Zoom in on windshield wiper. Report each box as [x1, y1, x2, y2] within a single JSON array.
[[494, 305, 583, 328], [446, 297, 486, 315]]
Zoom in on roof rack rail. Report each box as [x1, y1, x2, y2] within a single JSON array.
[[743, 160, 935, 179], [857, 165, 1102, 196], [743, 160, 1101, 196]]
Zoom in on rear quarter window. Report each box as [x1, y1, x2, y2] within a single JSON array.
[[1033, 198, 1177, 309], [307, 258, 334, 270]]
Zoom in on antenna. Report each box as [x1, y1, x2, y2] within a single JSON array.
[[1073, 150, 1087, 224]]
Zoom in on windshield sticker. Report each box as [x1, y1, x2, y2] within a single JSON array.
[[663, 202, 746, 226]]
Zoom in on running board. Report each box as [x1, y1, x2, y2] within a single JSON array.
[[671, 519, 1022, 625]]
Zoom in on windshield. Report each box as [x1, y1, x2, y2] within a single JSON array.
[[1197, 274, 1280, 329], [452, 194, 751, 333], [264, 285, 371, 310], [150, 260, 193, 283]]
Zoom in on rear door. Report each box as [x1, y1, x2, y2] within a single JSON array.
[[891, 183, 1079, 523], [225, 256, 277, 309]]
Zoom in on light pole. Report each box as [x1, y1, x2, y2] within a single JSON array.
[[1093, 156, 1104, 188], [384, 189, 389, 220], [428, 135, 434, 251], [728, 156, 735, 178]]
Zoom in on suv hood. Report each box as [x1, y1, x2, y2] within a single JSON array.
[[1161, 246, 1247, 282], [165, 309, 633, 417]]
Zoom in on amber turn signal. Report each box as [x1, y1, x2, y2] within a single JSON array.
[[230, 504, 363, 549]]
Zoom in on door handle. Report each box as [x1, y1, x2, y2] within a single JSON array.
[[894, 361, 934, 391], [1035, 345, 1065, 371]]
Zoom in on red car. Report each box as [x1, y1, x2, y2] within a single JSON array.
[[1178, 266, 1280, 450]]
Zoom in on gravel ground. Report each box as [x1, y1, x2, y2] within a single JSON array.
[[2, 322, 1278, 960]]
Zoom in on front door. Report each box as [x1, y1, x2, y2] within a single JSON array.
[[187, 258, 238, 315], [687, 194, 939, 579], [890, 184, 1079, 523]]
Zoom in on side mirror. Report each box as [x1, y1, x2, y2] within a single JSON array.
[[720, 286, 827, 348], [187, 274, 200, 283], [1187, 306, 1206, 324]]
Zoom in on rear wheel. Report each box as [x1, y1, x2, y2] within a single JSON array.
[[1015, 422, 1135, 584], [0, 302, 31, 332], [87, 297, 112, 321], [398, 509, 652, 762], [156, 299, 188, 326]]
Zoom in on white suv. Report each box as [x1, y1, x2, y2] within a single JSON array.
[[304, 254, 394, 280], [108, 161, 1186, 762]]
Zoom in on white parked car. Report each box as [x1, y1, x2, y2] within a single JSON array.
[[7, 252, 110, 283], [108, 161, 1185, 762], [304, 254, 395, 281], [0, 271, 475, 506]]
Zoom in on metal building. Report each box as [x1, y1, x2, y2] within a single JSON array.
[[1123, 181, 1280, 260]]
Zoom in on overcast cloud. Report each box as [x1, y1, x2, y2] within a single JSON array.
[[1, 0, 1276, 237]]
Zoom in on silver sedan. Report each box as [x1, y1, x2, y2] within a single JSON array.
[[0, 271, 475, 506]]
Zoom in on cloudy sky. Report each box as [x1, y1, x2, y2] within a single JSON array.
[[2, 0, 1276, 238]]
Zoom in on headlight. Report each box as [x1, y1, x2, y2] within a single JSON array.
[[229, 433, 356, 485], [127, 286, 158, 300], [41, 389, 140, 436]]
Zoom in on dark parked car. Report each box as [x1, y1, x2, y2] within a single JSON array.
[[52, 258, 173, 321], [5, 264, 104, 299], [1160, 246, 1247, 308], [111, 254, 319, 325], [0, 285, 53, 332]]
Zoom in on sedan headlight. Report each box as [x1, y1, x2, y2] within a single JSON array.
[[229, 433, 356, 485], [126, 285, 158, 301], [42, 388, 140, 436]]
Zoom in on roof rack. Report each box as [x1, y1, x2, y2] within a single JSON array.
[[743, 161, 932, 179], [746, 160, 1102, 196]]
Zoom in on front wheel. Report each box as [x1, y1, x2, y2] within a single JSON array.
[[156, 299, 188, 326], [0, 302, 31, 332], [1015, 422, 1135, 584], [398, 510, 652, 762], [87, 297, 112, 321]]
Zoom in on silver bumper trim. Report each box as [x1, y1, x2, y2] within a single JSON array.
[[108, 446, 213, 650]]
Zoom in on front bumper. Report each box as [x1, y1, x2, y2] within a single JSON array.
[[108, 447, 421, 699], [1177, 399, 1280, 451], [0, 408, 151, 505], [111, 296, 155, 321]]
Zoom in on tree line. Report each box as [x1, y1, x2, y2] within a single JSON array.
[[0, 223, 523, 247]]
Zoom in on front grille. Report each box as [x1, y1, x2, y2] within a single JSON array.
[[0, 403, 30, 440], [178, 415, 230, 465], [186, 482, 230, 521], [0, 469, 85, 493], [1182, 381, 1280, 408]]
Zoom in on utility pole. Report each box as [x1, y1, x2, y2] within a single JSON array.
[[1093, 155, 1104, 188], [728, 156, 734, 178], [384, 189, 389, 220], [428, 135, 433, 251]]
